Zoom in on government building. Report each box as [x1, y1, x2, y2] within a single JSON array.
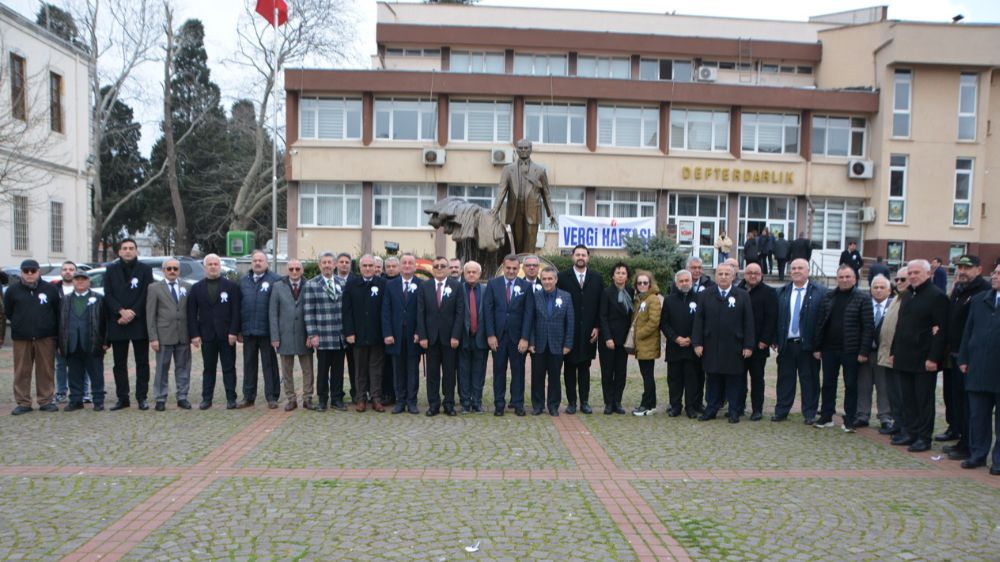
[[283, 3, 1000, 272]]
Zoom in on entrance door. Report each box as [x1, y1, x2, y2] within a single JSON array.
[[698, 221, 716, 265]]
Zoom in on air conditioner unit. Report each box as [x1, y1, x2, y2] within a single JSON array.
[[422, 148, 446, 166], [858, 206, 876, 223], [696, 66, 718, 82], [848, 159, 874, 179], [490, 147, 513, 166]]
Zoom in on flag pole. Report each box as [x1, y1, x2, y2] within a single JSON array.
[[271, 6, 279, 267]]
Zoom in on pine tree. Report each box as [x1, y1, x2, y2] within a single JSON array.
[[35, 4, 80, 45], [98, 87, 149, 259]]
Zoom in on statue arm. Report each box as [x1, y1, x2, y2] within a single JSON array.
[[538, 169, 557, 226], [491, 169, 510, 215]]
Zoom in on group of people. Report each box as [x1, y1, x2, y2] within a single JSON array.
[[4, 240, 1000, 473], [716, 230, 814, 282]]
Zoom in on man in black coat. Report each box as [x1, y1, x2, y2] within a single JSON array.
[[743, 231, 760, 267], [343, 255, 389, 412], [557, 245, 605, 414], [868, 256, 891, 286], [104, 238, 155, 410], [956, 264, 1000, 473], [940, 254, 991, 460], [661, 270, 702, 418], [3, 259, 62, 415], [789, 232, 812, 262], [187, 254, 242, 410], [417, 256, 465, 417], [773, 232, 791, 282], [737, 263, 777, 421], [58, 271, 108, 411], [693, 263, 755, 423], [812, 265, 875, 431], [890, 259, 949, 452], [839, 241, 863, 283]]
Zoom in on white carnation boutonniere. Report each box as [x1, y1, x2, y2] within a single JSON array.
[[728, 296, 736, 308], [407, 282, 417, 293], [371, 286, 380, 297], [130, 277, 139, 289], [442, 286, 452, 298], [87, 296, 97, 306], [261, 281, 270, 293], [555, 296, 563, 308], [533, 283, 542, 292], [38, 293, 48, 304], [220, 291, 229, 303], [179, 287, 188, 296], [689, 302, 697, 314], [512, 285, 523, 297], [640, 301, 647, 312], [696, 285, 705, 293]]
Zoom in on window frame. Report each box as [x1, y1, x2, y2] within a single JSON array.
[[524, 102, 586, 146], [958, 73, 977, 141], [449, 51, 505, 74], [595, 189, 656, 219], [298, 182, 363, 228], [811, 115, 866, 158], [892, 69, 912, 138], [541, 187, 586, 232], [638, 58, 693, 82], [372, 183, 437, 229], [49, 72, 63, 133], [299, 97, 363, 141], [374, 98, 437, 142], [669, 108, 730, 152], [887, 154, 907, 224], [447, 185, 494, 210], [953, 158, 974, 226], [10, 53, 26, 121], [49, 200, 64, 253], [741, 111, 800, 155], [448, 99, 512, 143], [512, 53, 568, 76], [596, 104, 659, 148], [576, 56, 630, 79], [12, 194, 29, 252]]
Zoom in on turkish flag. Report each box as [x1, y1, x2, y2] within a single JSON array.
[[255, 0, 288, 26]]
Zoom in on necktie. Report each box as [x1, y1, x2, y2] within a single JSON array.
[[324, 278, 336, 301], [469, 286, 478, 334], [506, 280, 512, 304], [169, 282, 179, 303], [579, 273, 585, 288], [292, 282, 300, 300], [874, 302, 883, 326], [791, 287, 804, 336], [403, 280, 410, 304], [436, 281, 443, 306], [720, 289, 728, 300]]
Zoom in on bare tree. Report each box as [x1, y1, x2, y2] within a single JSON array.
[[228, 0, 361, 236], [159, 3, 188, 254]]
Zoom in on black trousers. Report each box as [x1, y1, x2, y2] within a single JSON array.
[[241, 334, 279, 403], [598, 344, 628, 406], [201, 339, 237, 402], [531, 351, 563, 411], [111, 339, 150, 402], [667, 360, 700, 413], [67, 350, 105, 406], [819, 350, 860, 423], [638, 359, 656, 409], [899, 369, 937, 442], [968, 391, 1000, 464], [884, 367, 906, 430], [740, 352, 768, 415], [774, 341, 820, 419], [392, 345, 419, 407], [316, 348, 347, 405], [426, 340, 457, 411], [357, 345, 386, 403], [705, 372, 742, 417], [563, 358, 592, 405], [945, 359, 969, 447], [775, 258, 788, 282]]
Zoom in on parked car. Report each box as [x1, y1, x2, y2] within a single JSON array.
[[86, 267, 166, 296]]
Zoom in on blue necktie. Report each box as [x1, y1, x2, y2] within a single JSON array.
[[791, 287, 803, 336], [169, 282, 179, 303]]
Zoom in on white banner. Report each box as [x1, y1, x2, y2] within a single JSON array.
[[558, 215, 656, 249]]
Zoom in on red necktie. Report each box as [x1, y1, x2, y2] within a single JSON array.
[[469, 287, 478, 334], [506, 280, 512, 304], [436, 281, 442, 306], [292, 282, 299, 300]]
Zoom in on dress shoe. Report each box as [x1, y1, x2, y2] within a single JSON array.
[[407, 405, 419, 415], [267, 400, 278, 409], [92, 404, 105, 411], [426, 408, 439, 417], [803, 417, 815, 426], [472, 405, 485, 414], [236, 400, 255, 409], [891, 435, 916, 446], [532, 408, 544, 416], [580, 403, 593, 414], [750, 412, 762, 421], [508, 403, 515, 409], [284, 401, 297, 412], [515, 408, 526, 417], [332, 401, 347, 411], [853, 418, 869, 428], [356, 401, 367, 413], [604, 405, 614, 415], [314, 402, 328, 412], [697, 412, 716, 421], [39, 403, 59, 412], [199, 401, 212, 410], [226, 400, 237, 410], [878, 422, 899, 435], [445, 408, 457, 417], [728, 414, 740, 424], [548, 407, 559, 416], [154, 401, 166, 412], [302, 399, 313, 410], [177, 399, 192, 410], [494, 408, 504, 417], [991, 465, 1000, 476], [907, 440, 931, 453], [934, 428, 959, 442], [961, 458, 986, 469], [947, 448, 970, 461], [614, 405, 626, 415], [380, 397, 395, 407], [392, 405, 405, 414], [110, 400, 130, 411], [770, 414, 787, 422], [372, 402, 385, 413], [138, 400, 149, 411], [687, 410, 699, 419], [667, 408, 682, 418], [63, 402, 84, 412], [565, 403, 577, 415]]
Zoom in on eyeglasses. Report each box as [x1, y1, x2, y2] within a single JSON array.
[[433, 264, 448, 269], [636, 280, 650, 285], [524, 263, 539, 267], [895, 278, 907, 282], [21, 268, 38, 274], [287, 267, 302, 271], [163, 266, 179, 271]]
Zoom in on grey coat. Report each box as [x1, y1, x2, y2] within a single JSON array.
[[146, 280, 191, 346], [269, 277, 311, 356]]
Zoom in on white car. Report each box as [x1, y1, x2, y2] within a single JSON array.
[[85, 267, 166, 296]]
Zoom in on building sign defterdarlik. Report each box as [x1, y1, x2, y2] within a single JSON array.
[[681, 166, 794, 184], [559, 215, 655, 249]]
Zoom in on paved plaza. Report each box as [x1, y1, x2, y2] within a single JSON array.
[[0, 347, 998, 561]]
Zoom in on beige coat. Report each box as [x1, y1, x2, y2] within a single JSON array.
[[877, 294, 902, 368], [632, 290, 663, 361]]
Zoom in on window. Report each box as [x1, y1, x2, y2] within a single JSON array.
[[49, 201, 63, 253], [385, 48, 440, 58], [373, 183, 436, 228], [513, 53, 567, 76], [958, 73, 977, 141], [524, 103, 585, 145], [448, 185, 493, 209], [742, 112, 799, 154], [10, 53, 26, 121], [374, 99, 436, 141], [953, 158, 974, 226], [670, 108, 729, 152], [812, 115, 866, 157], [639, 59, 692, 82], [542, 187, 585, 231], [888, 154, 907, 223], [576, 56, 630, 79], [949, 243, 967, 264], [299, 98, 362, 140], [49, 72, 62, 133], [449, 51, 504, 74], [597, 105, 658, 148], [299, 183, 362, 227], [892, 69, 911, 138], [596, 189, 656, 218], [761, 63, 779, 74], [12, 195, 28, 251], [810, 198, 863, 251], [449, 100, 511, 143]]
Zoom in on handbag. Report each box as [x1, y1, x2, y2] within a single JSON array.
[[623, 320, 637, 353]]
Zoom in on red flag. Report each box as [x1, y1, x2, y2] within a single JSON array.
[[255, 0, 288, 26]]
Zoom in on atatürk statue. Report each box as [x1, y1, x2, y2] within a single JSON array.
[[491, 139, 557, 254]]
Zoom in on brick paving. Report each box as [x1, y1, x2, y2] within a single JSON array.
[[0, 348, 997, 561]]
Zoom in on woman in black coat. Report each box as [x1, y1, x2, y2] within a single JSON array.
[[598, 262, 633, 415]]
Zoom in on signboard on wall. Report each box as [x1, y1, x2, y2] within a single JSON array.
[[558, 215, 656, 249]]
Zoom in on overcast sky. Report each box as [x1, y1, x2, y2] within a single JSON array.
[[8, 0, 1000, 156]]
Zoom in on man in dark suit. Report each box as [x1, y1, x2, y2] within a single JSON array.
[[483, 254, 534, 416], [529, 266, 574, 416], [686, 256, 716, 295], [335, 252, 357, 402], [812, 265, 875, 431], [868, 256, 891, 286], [890, 259, 949, 452], [957, 264, 1000, 473], [737, 263, 777, 421], [104, 238, 155, 411], [661, 269, 702, 418], [381, 253, 422, 414], [417, 256, 465, 416], [457, 261, 488, 413], [789, 232, 813, 262], [58, 271, 107, 411], [598, 262, 633, 415], [343, 254, 388, 413], [693, 263, 755, 423], [187, 254, 241, 410], [773, 232, 791, 282], [772, 258, 827, 423], [839, 241, 863, 283], [557, 244, 604, 414]]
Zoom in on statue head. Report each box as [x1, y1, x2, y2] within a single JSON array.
[[515, 138, 532, 161]]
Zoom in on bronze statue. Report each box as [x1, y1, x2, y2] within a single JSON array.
[[491, 139, 557, 254]]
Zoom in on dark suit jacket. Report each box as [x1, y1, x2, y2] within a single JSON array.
[[775, 281, 827, 353], [460, 281, 488, 350], [891, 280, 949, 372], [661, 288, 699, 362], [104, 259, 154, 341], [739, 280, 778, 358], [483, 276, 534, 342], [530, 288, 574, 355], [187, 278, 241, 342], [692, 287, 755, 375], [381, 276, 422, 355], [599, 285, 634, 347], [343, 276, 386, 347], [417, 277, 464, 346], [789, 237, 813, 261], [958, 290, 1000, 393], [557, 268, 604, 363]]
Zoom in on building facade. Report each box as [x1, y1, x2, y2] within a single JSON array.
[[1, 5, 92, 267], [284, 3, 1000, 270]]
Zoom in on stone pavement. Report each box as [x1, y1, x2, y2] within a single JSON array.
[[0, 347, 998, 561]]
